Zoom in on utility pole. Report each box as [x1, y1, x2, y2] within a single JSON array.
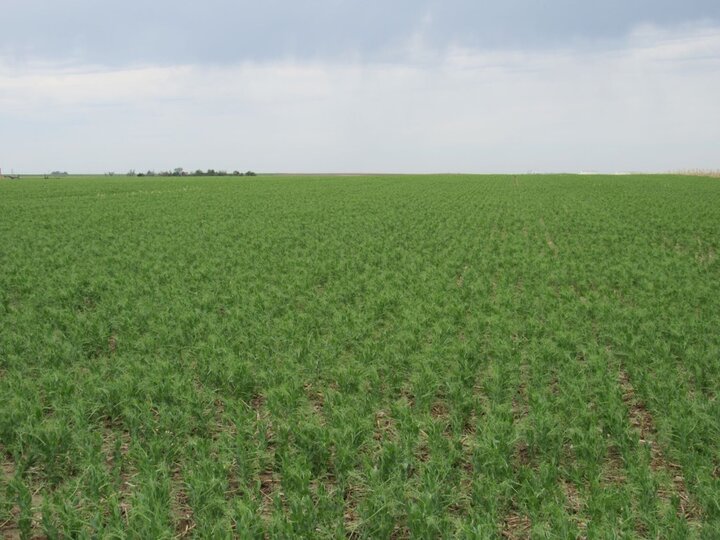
[[0, 166, 19, 179]]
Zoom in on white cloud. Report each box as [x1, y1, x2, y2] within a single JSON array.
[[1, 23, 719, 173]]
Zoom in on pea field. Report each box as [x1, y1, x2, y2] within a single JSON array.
[[1, 174, 719, 538]]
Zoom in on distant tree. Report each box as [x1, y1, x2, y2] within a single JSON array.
[[245, 170, 257, 176], [173, 167, 184, 176], [127, 169, 136, 176], [206, 169, 216, 176], [137, 173, 145, 177], [232, 170, 242, 176], [194, 169, 204, 176], [146, 170, 156, 176]]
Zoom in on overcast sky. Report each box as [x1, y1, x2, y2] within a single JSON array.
[[1, 1, 719, 173]]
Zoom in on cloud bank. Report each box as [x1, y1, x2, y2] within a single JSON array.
[[1, 22, 719, 173], [2, 0, 719, 65]]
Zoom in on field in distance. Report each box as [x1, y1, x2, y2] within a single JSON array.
[[1, 174, 719, 538]]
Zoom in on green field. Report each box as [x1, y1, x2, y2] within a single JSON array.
[[1, 174, 719, 538]]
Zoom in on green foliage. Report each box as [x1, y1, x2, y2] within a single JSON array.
[[0, 174, 718, 537]]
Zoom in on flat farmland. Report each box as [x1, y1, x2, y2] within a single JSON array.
[[1, 174, 719, 538]]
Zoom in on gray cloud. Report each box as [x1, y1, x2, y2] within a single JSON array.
[[1, 3, 719, 174], [2, 23, 718, 173], [1, 0, 719, 66]]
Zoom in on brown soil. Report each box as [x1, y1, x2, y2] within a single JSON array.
[[171, 468, 195, 537], [601, 445, 627, 486], [501, 511, 531, 539], [258, 467, 281, 521], [512, 365, 532, 468], [374, 410, 397, 442], [618, 370, 701, 522], [0, 449, 46, 540], [560, 479, 587, 537]]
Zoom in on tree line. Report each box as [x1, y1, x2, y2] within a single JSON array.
[[115, 168, 257, 177]]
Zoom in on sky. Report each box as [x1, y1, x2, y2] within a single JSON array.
[[1, 1, 719, 174]]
